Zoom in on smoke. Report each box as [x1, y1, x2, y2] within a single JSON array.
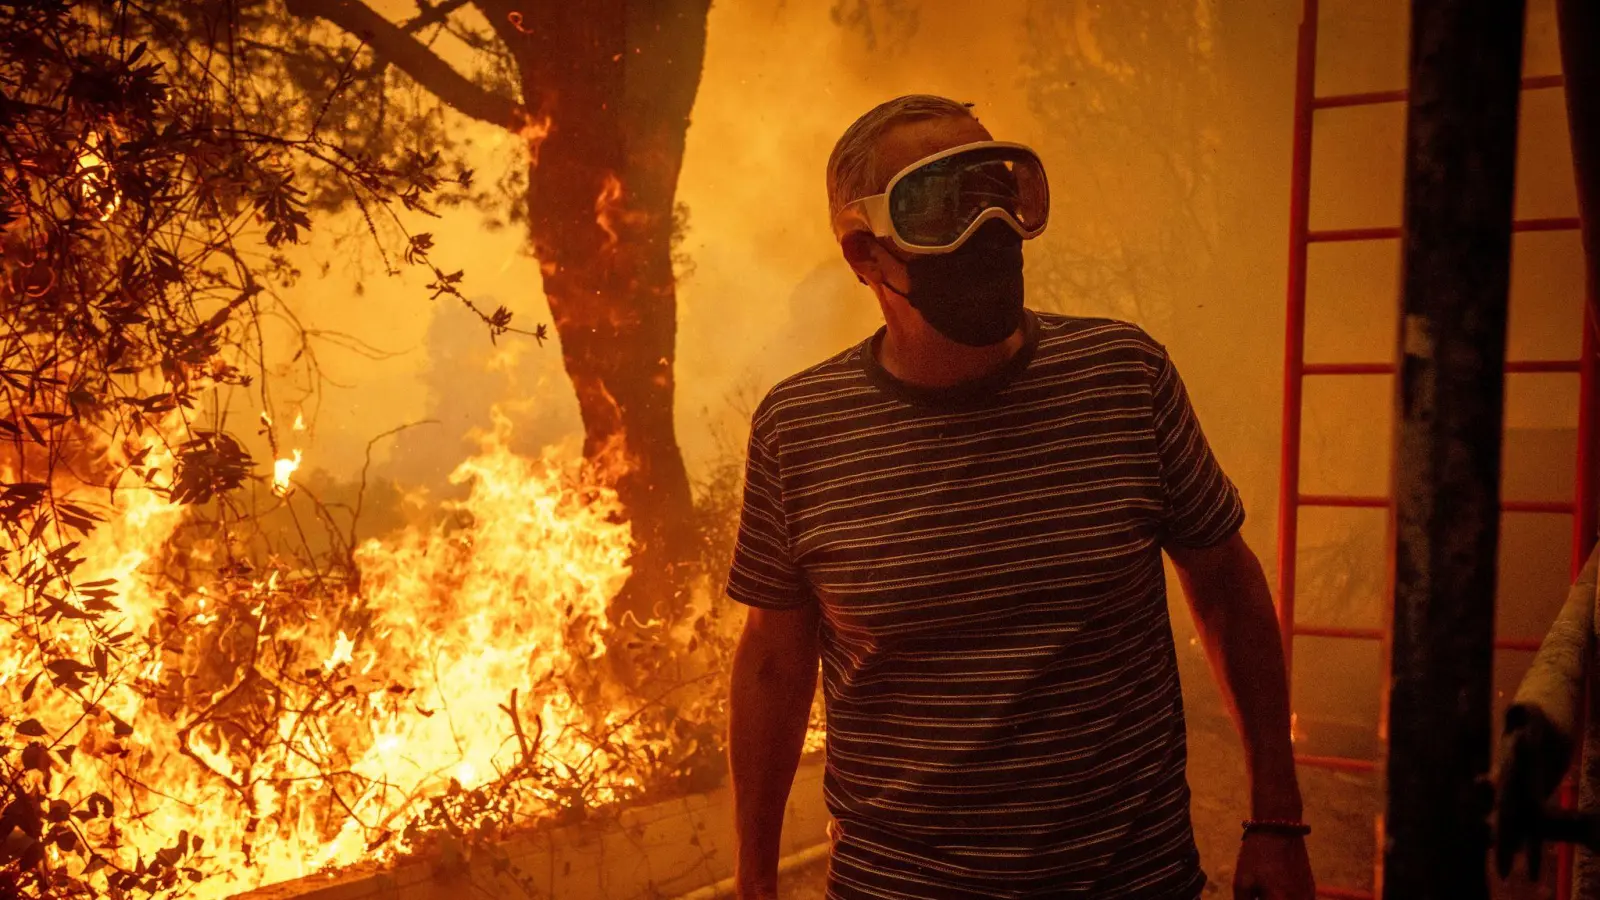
[[245, 0, 1584, 757], [673, 0, 1046, 472]]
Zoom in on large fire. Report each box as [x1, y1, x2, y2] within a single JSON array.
[[0, 413, 757, 897]]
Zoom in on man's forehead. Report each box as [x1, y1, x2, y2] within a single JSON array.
[[875, 116, 993, 180]]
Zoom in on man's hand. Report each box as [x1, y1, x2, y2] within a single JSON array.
[[1234, 833, 1315, 900], [1170, 534, 1313, 899]]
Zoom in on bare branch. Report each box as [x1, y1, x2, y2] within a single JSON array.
[[283, 0, 523, 131]]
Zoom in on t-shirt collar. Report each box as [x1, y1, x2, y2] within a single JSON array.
[[859, 309, 1041, 408]]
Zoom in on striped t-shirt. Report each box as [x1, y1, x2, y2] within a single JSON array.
[[727, 310, 1244, 899]]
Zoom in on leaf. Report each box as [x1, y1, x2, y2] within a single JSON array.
[[20, 671, 42, 702], [93, 646, 107, 679], [46, 659, 93, 678], [85, 794, 113, 819], [0, 827, 35, 864], [14, 719, 46, 737], [110, 713, 134, 737], [20, 741, 50, 772]]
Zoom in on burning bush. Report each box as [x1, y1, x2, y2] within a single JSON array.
[[3, 411, 747, 899]]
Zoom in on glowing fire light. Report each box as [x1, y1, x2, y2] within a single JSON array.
[[593, 171, 650, 251], [76, 133, 121, 220], [0, 418, 686, 898], [596, 172, 626, 249], [272, 448, 302, 496], [517, 112, 552, 166]]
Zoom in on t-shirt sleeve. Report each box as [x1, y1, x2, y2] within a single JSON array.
[[1151, 347, 1246, 549], [726, 415, 810, 610]]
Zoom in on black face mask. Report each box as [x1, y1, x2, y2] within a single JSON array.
[[881, 221, 1026, 347]]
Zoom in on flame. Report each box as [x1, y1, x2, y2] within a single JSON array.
[[76, 133, 121, 220], [0, 413, 702, 897], [271, 448, 302, 496], [596, 172, 626, 250], [292, 410, 305, 432], [517, 112, 552, 167]]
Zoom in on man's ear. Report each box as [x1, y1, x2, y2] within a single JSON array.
[[841, 232, 882, 286]]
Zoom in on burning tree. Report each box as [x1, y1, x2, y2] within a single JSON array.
[[263, 0, 712, 626]]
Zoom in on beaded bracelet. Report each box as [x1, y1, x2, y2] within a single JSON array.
[[1242, 818, 1312, 838]]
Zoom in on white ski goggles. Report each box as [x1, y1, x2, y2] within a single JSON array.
[[832, 141, 1050, 255]]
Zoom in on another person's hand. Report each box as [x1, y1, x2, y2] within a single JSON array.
[[1234, 832, 1315, 900], [1494, 704, 1568, 880]]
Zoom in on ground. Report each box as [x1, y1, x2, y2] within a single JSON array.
[[778, 657, 1555, 898]]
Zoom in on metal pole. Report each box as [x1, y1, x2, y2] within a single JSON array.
[[1277, 0, 1319, 687], [1384, 2, 1527, 898], [1556, 2, 1600, 895], [1557, 0, 1599, 572]]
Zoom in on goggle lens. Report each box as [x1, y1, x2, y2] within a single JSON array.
[[887, 147, 1048, 248]]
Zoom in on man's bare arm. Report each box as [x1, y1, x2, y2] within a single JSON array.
[[730, 604, 821, 899], [1167, 532, 1303, 820]]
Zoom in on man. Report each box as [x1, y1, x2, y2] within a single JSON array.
[[727, 95, 1315, 899]]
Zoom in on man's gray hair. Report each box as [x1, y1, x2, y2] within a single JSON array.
[[826, 94, 978, 223]]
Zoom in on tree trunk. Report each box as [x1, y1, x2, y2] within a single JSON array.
[[501, 1, 711, 628]]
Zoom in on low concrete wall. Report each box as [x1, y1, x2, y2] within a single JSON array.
[[236, 761, 829, 900]]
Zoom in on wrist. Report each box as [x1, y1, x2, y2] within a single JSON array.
[[1249, 774, 1304, 821]]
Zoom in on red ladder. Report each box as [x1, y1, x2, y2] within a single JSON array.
[[1276, 2, 1600, 898]]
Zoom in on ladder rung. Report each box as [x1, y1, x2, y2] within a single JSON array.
[[1313, 88, 1406, 110], [1311, 73, 1566, 110], [1507, 359, 1583, 373], [1515, 215, 1584, 233], [1308, 226, 1399, 243], [1296, 753, 1377, 774], [1303, 362, 1393, 375], [1503, 499, 1576, 515], [1300, 494, 1388, 508], [1300, 359, 1579, 376], [1307, 216, 1579, 244], [1297, 495, 1575, 514]]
